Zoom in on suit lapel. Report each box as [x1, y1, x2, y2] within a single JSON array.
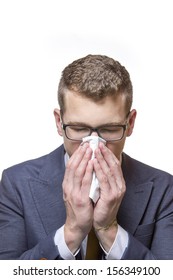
[[118, 153, 154, 234], [29, 146, 67, 235]]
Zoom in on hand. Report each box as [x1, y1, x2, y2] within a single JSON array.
[[63, 143, 94, 253], [93, 143, 126, 250]]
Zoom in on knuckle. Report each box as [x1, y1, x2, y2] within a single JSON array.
[[66, 160, 75, 171], [82, 176, 87, 185], [63, 192, 68, 202], [74, 167, 83, 178], [107, 169, 115, 178], [101, 174, 108, 183], [62, 185, 68, 201], [82, 175, 90, 187], [116, 160, 121, 167], [66, 162, 72, 172], [75, 198, 84, 208], [118, 187, 126, 198]]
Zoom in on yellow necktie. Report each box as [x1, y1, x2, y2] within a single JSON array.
[[85, 228, 102, 259]]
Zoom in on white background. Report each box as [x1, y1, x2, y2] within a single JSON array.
[[0, 0, 172, 176]]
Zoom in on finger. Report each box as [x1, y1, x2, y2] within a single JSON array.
[[63, 143, 89, 194], [81, 159, 94, 196], [93, 158, 111, 192], [95, 144, 125, 192], [68, 142, 89, 169], [94, 147, 110, 174], [64, 143, 89, 180], [99, 142, 119, 166], [93, 158, 125, 213], [73, 147, 93, 188]]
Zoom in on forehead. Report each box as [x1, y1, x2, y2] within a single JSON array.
[[63, 90, 127, 125]]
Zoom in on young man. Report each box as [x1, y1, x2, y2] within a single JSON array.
[[0, 54, 173, 259]]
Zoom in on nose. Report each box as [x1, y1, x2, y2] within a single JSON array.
[[91, 131, 98, 137]]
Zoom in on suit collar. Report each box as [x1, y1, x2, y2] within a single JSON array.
[[38, 145, 65, 183]]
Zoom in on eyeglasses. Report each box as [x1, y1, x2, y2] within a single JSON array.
[[62, 110, 131, 142]]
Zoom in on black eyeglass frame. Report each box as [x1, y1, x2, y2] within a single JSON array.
[[61, 111, 131, 142], [62, 123, 128, 142]]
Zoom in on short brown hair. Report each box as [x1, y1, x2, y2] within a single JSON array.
[[58, 54, 133, 114]]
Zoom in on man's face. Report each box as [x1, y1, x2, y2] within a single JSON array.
[[54, 90, 136, 160]]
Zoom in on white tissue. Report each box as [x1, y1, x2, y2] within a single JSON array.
[[82, 135, 106, 203]]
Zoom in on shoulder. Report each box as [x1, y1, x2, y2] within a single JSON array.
[[122, 153, 173, 186], [1, 145, 65, 183]]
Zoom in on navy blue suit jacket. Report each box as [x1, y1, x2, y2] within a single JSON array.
[[0, 145, 173, 259]]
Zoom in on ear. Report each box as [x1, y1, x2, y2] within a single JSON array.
[[53, 108, 63, 137], [126, 109, 137, 137]]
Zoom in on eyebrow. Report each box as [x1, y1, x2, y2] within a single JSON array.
[[65, 121, 125, 127]]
